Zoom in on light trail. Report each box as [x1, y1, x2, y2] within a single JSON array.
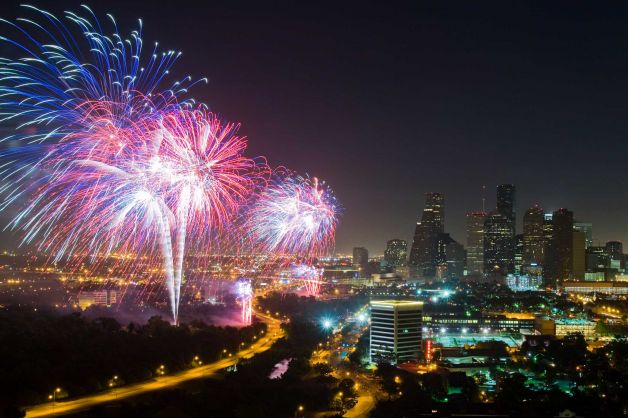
[[23, 313, 284, 417]]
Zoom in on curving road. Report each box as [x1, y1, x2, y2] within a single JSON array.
[[24, 313, 284, 417]]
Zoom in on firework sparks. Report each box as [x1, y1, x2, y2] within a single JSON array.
[[0, 6, 266, 323], [247, 174, 339, 258], [236, 278, 253, 324]]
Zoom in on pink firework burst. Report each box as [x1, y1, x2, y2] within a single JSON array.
[[247, 174, 339, 258]]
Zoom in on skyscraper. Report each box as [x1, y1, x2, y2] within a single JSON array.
[[573, 231, 585, 280], [466, 212, 487, 275], [409, 193, 444, 277], [496, 184, 516, 234], [542, 213, 554, 278], [384, 239, 408, 267], [514, 234, 524, 274], [352, 247, 369, 276], [436, 233, 466, 279], [483, 210, 515, 274], [549, 208, 574, 284], [606, 241, 623, 270], [523, 206, 545, 272], [573, 222, 593, 248]]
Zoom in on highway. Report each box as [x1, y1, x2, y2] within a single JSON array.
[[24, 313, 284, 417]]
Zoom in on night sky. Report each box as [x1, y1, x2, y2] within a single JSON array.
[[3, 1, 628, 255]]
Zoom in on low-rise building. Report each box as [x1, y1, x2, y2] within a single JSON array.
[[78, 289, 117, 309], [554, 319, 596, 339], [563, 281, 628, 295]]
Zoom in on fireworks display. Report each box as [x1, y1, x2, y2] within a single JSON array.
[[236, 279, 253, 325], [248, 175, 339, 257], [290, 264, 324, 296], [0, 6, 339, 323]]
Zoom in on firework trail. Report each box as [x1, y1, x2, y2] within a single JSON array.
[[0, 6, 266, 323], [248, 174, 338, 257], [247, 174, 339, 295], [290, 263, 324, 296], [236, 278, 253, 324]]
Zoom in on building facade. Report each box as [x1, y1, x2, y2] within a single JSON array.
[[352, 247, 369, 277], [523, 206, 545, 273], [466, 212, 487, 275], [549, 208, 574, 283], [484, 210, 515, 274], [496, 184, 516, 234], [409, 193, 444, 277], [370, 300, 423, 364], [384, 239, 408, 267], [436, 233, 466, 279], [574, 222, 593, 248], [573, 231, 585, 280]]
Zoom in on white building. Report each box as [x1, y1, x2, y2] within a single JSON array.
[[370, 300, 423, 364]]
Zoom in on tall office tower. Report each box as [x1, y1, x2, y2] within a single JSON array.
[[436, 233, 466, 279], [514, 234, 524, 274], [573, 222, 593, 248], [496, 184, 516, 233], [573, 231, 585, 280], [549, 208, 574, 284], [466, 212, 487, 275], [384, 239, 408, 267], [522, 206, 545, 272], [542, 213, 554, 278], [352, 247, 369, 276], [483, 210, 515, 274], [605, 241, 623, 269], [370, 300, 423, 364], [409, 193, 444, 277]]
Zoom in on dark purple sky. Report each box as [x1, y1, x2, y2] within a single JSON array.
[[3, 1, 628, 255]]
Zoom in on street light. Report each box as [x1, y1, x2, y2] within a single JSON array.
[[295, 405, 304, 418]]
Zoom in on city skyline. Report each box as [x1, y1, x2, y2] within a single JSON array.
[[344, 184, 623, 256]]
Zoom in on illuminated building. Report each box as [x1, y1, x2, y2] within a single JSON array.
[[506, 274, 543, 291], [370, 300, 423, 364], [436, 233, 466, 279], [584, 272, 605, 281], [78, 290, 117, 310], [522, 206, 544, 273], [466, 212, 487, 275], [605, 241, 623, 269], [384, 239, 408, 267], [422, 313, 534, 333], [554, 319, 596, 339], [573, 222, 593, 248], [548, 208, 574, 284], [572, 231, 585, 280], [586, 246, 609, 271], [483, 210, 514, 274], [563, 281, 628, 295], [409, 192, 444, 277], [496, 184, 516, 234], [514, 234, 524, 274], [542, 213, 553, 280], [352, 247, 369, 276]]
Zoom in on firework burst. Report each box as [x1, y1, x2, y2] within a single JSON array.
[[0, 6, 266, 323], [247, 174, 339, 257]]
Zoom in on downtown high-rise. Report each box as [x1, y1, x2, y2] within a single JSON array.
[[483, 210, 515, 274], [522, 205, 545, 273], [547, 208, 574, 284], [466, 212, 487, 275], [409, 192, 444, 277], [497, 184, 516, 234]]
